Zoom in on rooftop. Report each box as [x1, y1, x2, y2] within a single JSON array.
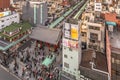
[[0, 22, 32, 39], [104, 12, 117, 22], [3, 23, 20, 33], [80, 49, 108, 72], [79, 49, 108, 80], [30, 26, 62, 45]]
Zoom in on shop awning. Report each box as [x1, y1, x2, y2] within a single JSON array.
[[105, 21, 116, 26], [30, 27, 62, 45]]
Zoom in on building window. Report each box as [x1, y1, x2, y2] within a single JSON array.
[[69, 48, 72, 51], [14, 16, 17, 18], [64, 54, 67, 58], [112, 58, 115, 63], [81, 32, 87, 37], [116, 59, 120, 64], [89, 26, 100, 31], [74, 68, 76, 71], [94, 27, 100, 30], [1, 20, 4, 22], [1, 25, 4, 27], [64, 62, 69, 68], [90, 33, 98, 40], [116, 71, 120, 76]]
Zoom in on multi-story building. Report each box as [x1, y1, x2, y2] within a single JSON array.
[[81, 12, 105, 52], [0, 11, 20, 30], [61, 19, 81, 80], [104, 12, 120, 80], [22, 0, 48, 26], [87, 21, 105, 52]]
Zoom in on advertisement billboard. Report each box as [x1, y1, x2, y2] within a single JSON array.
[[0, 13, 4, 17], [71, 24, 78, 40], [0, 11, 11, 17], [63, 38, 78, 49]]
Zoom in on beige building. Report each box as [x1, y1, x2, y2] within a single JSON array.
[[87, 22, 105, 52], [80, 12, 105, 52]]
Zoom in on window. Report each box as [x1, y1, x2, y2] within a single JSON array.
[[116, 59, 120, 64], [89, 26, 100, 31], [1, 25, 4, 27], [112, 58, 115, 63], [64, 62, 69, 68], [90, 33, 98, 40], [89, 26, 94, 29], [14, 16, 17, 18], [74, 68, 76, 71], [94, 27, 100, 31], [64, 54, 67, 58], [69, 48, 72, 51], [1, 20, 4, 22], [116, 71, 120, 76]]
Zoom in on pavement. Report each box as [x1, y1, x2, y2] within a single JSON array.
[[0, 64, 20, 80]]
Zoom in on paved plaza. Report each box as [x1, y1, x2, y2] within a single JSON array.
[[1, 40, 63, 80]]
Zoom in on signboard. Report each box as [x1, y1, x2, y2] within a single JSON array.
[[65, 23, 70, 30], [64, 23, 79, 40], [64, 30, 70, 38], [63, 38, 78, 49], [0, 11, 11, 17], [64, 23, 71, 38], [69, 40, 78, 48], [71, 24, 78, 40], [0, 13, 4, 17], [63, 38, 69, 47], [94, 3, 102, 12]]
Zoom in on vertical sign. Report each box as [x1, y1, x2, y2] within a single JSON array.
[[71, 24, 78, 40], [94, 3, 102, 12], [64, 23, 71, 38]]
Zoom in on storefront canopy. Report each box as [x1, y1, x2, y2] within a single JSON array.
[[30, 27, 62, 45], [106, 21, 116, 26]]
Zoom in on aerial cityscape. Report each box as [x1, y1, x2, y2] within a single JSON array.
[[0, 0, 120, 80]]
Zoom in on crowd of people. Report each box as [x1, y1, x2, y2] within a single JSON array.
[[6, 41, 61, 80]]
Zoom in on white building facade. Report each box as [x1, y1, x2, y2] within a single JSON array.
[[0, 12, 20, 30], [62, 22, 81, 80]]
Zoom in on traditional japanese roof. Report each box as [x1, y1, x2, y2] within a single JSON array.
[[30, 26, 62, 45]]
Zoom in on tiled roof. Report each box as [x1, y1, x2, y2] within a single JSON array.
[[104, 13, 117, 22]]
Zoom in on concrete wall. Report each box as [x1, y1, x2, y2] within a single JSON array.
[[0, 13, 20, 30]]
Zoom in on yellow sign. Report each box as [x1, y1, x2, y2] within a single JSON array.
[[0, 13, 4, 17], [71, 28, 78, 40]]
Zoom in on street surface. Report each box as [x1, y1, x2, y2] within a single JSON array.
[[0, 65, 20, 80]]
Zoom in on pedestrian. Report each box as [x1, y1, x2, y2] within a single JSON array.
[[22, 68, 25, 77]]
